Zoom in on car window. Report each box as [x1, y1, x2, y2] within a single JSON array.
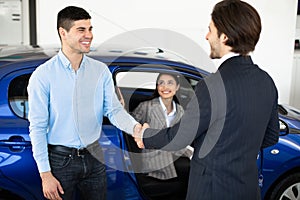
[[7, 70, 199, 119], [115, 71, 198, 111], [116, 71, 158, 89], [8, 74, 30, 119]]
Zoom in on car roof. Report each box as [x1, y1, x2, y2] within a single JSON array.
[[0, 45, 190, 65], [0, 45, 209, 77]]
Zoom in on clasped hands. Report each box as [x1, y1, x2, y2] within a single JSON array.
[[133, 123, 150, 149]]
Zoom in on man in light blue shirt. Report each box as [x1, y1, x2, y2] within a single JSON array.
[[27, 6, 140, 200]]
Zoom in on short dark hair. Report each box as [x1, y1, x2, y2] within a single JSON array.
[[212, 0, 261, 55], [57, 6, 91, 32]]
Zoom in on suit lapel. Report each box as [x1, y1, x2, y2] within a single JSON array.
[[170, 104, 184, 127], [150, 98, 184, 128], [150, 98, 167, 128]]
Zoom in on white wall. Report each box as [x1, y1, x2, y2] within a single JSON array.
[[0, 0, 27, 45], [291, 15, 300, 109], [36, 0, 297, 105], [295, 15, 300, 39]]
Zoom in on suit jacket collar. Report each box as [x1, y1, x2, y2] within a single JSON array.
[[158, 97, 177, 117], [151, 98, 167, 127], [218, 52, 239, 67], [150, 98, 184, 127], [218, 55, 254, 71]]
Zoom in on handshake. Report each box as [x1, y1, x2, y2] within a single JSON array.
[[133, 123, 150, 149]]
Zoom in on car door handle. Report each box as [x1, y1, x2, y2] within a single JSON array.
[[0, 136, 31, 152]]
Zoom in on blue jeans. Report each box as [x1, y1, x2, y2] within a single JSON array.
[[49, 145, 106, 200]]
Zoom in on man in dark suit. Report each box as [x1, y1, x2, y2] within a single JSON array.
[[134, 0, 279, 199]]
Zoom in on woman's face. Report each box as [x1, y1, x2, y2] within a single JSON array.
[[157, 74, 179, 100]]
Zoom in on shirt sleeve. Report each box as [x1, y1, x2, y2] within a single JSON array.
[[27, 67, 51, 173], [102, 69, 138, 135]]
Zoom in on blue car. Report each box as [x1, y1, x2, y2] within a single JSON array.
[[0, 46, 299, 200]]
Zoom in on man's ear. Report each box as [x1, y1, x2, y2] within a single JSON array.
[[220, 33, 228, 44], [58, 27, 66, 39]]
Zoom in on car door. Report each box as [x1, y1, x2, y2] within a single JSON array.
[[112, 64, 201, 200], [0, 66, 44, 200]]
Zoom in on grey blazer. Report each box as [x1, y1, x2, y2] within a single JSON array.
[[132, 98, 191, 180]]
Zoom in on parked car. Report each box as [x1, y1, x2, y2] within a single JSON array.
[[0, 45, 299, 200]]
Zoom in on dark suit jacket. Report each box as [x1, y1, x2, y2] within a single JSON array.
[[143, 56, 279, 200]]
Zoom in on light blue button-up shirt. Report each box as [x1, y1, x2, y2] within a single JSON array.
[[28, 50, 137, 173]]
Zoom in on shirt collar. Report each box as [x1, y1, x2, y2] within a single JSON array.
[[217, 52, 240, 68], [158, 97, 177, 116], [58, 49, 87, 70]]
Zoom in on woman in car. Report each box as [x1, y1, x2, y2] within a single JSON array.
[[132, 72, 192, 200]]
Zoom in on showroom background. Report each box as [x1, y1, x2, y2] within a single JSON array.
[[0, 0, 299, 108]]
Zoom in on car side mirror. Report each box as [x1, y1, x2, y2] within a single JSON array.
[[279, 119, 289, 136]]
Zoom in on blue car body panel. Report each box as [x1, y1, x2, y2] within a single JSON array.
[[258, 133, 300, 198]]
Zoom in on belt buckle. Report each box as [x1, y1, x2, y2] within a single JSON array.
[[77, 148, 86, 156], [77, 148, 82, 156]]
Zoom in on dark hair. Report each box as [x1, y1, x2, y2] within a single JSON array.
[[211, 0, 261, 55], [57, 6, 91, 32], [151, 72, 181, 104]]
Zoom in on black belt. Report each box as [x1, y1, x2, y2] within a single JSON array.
[[48, 144, 90, 157]]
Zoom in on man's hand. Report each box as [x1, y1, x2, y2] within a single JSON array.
[[142, 122, 150, 130], [133, 123, 142, 136], [133, 123, 144, 148], [133, 123, 150, 149], [40, 171, 64, 200]]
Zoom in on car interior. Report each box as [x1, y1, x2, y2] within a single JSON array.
[[115, 70, 198, 200], [120, 87, 191, 200], [8, 74, 30, 119]]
